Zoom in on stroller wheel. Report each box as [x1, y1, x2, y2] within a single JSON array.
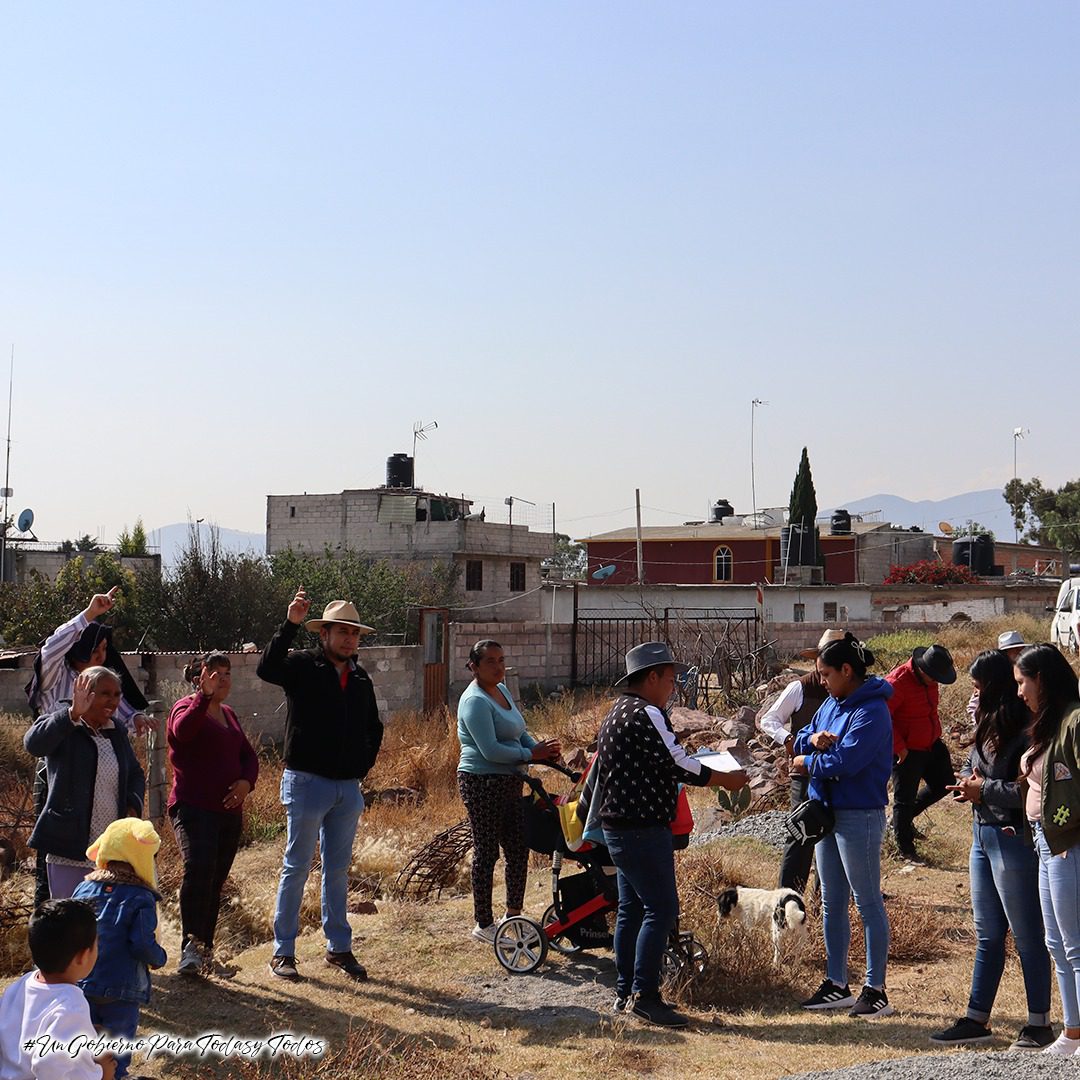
[[542, 904, 582, 955], [493, 916, 549, 974], [661, 937, 709, 991], [685, 936, 709, 976]]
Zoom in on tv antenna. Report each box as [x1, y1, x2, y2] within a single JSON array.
[[0, 348, 13, 581], [412, 420, 437, 488]]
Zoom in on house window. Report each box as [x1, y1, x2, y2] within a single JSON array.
[[793, 603, 805, 623], [823, 601, 838, 622], [289, 506, 296, 518], [839, 605, 848, 623], [509, 562, 526, 592], [713, 546, 733, 582], [465, 560, 483, 592]]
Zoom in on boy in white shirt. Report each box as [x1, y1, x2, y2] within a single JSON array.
[[0, 899, 115, 1080]]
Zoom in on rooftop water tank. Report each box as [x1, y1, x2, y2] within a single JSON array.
[[830, 509, 852, 535], [386, 454, 414, 489], [710, 499, 734, 524]]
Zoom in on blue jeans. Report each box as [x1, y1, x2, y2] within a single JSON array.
[[968, 820, 1049, 1024], [816, 807, 889, 990], [1035, 822, 1080, 1028], [87, 998, 139, 1079], [273, 769, 364, 956], [603, 825, 678, 998]]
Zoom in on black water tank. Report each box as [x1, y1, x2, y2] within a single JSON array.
[[830, 509, 852, 535], [953, 535, 994, 576], [710, 499, 734, 523], [386, 454, 414, 489]]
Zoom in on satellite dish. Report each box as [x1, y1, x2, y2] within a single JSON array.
[[938, 521, 954, 536], [591, 564, 617, 581], [17, 508, 34, 533]]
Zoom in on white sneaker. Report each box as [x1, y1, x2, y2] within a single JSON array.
[[471, 923, 498, 943], [178, 940, 203, 976], [1042, 1034, 1080, 1056]]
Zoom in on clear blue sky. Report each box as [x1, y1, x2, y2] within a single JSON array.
[[2, 2, 1076, 545]]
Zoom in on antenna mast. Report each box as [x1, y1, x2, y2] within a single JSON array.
[[0, 348, 12, 581]]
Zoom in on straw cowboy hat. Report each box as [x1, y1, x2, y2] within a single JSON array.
[[799, 628, 847, 660], [305, 600, 375, 635]]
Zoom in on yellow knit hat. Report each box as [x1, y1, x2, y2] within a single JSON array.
[[86, 818, 161, 889]]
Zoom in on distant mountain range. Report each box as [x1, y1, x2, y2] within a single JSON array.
[[148, 522, 264, 565], [827, 488, 1016, 540]]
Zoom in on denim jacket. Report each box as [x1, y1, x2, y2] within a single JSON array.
[[71, 877, 167, 1004]]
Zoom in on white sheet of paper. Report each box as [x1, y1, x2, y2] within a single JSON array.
[[693, 750, 745, 773]]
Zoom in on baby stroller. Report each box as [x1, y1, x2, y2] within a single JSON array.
[[492, 762, 709, 984]]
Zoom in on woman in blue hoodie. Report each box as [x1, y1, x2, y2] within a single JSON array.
[[792, 633, 895, 1019]]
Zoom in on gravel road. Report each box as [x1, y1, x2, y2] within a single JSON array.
[[783, 1052, 1078, 1080]]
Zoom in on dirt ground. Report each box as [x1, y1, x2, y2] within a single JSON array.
[[24, 802, 1030, 1080]]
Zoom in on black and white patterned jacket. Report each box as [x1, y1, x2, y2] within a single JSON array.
[[588, 693, 713, 829]]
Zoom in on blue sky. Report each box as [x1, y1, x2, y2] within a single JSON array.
[[2, 2, 1076, 545]]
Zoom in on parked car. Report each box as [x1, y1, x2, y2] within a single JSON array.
[[1049, 578, 1080, 655]]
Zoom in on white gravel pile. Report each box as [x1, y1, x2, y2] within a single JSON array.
[[783, 1052, 1077, 1080], [692, 809, 790, 850]]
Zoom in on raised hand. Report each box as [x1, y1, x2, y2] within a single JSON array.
[[71, 672, 95, 722], [199, 667, 222, 699], [86, 585, 120, 622], [287, 586, 311, 625]]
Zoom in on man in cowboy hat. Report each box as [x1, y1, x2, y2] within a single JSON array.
[[885, 644, 957, 860], [588, 642, 747, 1027], [258, 588, 383, 982], [759, 628, 844, 891]]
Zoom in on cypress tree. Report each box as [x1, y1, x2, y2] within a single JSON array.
[[787, 447, 819, 566]]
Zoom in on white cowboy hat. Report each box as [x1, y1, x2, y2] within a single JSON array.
[[799, 628, 847, 660], [305, 600, 375, 635]]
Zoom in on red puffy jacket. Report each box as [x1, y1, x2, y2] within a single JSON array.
[[885, 659, 940, 755]]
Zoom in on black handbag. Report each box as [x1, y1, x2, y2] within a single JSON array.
[[784, 798, 835, 845]]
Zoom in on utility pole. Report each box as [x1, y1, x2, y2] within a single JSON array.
[[635, 488, 644, 585], [1012, 426, 1027, 543], [751, 399, 768, 527]]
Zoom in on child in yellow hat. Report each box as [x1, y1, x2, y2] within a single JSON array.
[[72, 819, 167, 1080]]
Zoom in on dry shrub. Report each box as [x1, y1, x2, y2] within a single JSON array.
[[242, 749, 287, 845], [367, 708, 460, 799], [673, 839, 808, 1008], [0, 875, 33, 975], [523, 689, 611, 751], [171, 1024, 508, 1080]]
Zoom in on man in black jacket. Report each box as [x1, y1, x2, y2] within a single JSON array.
[[258, 588, 383, 982]]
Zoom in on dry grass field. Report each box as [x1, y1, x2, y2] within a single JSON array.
[[0, 614, 1075, 1079]]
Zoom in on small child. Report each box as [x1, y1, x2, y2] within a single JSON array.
[[0, 898, 116, 1080], [72, 818, 167, 1080]]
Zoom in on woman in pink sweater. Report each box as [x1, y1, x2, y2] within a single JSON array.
[[167, 653, 259, 976]]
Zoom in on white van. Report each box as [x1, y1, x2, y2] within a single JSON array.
[[1050, 578, 1080, 655]]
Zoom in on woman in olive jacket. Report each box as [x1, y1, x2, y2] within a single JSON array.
[[1016, 644, 1080, 1056]]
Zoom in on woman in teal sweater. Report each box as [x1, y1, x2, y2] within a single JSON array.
[[457, 640, 561, 942]]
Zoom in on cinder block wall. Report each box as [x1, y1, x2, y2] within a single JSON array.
[[0, 646, 423, 742], [449, 621, 574, 698]]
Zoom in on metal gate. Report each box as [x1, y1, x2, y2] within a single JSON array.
[[572, 607, 761, 691], [419, 608, 450, 712]]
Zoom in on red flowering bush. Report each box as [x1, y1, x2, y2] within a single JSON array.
[[883, 559, 982, 585]]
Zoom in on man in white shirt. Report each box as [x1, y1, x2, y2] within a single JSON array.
[[759, 629, 842, 891]]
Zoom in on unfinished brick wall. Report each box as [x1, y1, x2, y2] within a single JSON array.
[[449, 621, 574, 697]]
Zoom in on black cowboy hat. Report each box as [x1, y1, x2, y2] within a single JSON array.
[[912, 644, 957, 685]]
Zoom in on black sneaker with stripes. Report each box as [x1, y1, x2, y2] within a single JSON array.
[[801, 979, 856, 1010], [848, 985, 894, 1019]]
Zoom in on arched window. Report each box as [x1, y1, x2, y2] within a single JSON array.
[[713, 546, 733, 582]]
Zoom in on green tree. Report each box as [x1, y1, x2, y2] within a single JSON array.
[[787, 447, 819, 566], [544, 534, 587, 579], [117, 518, 149, 556], [952, 521, 996, 542], [1002, 477, 1080, 556], [0, 553, 140, 647]]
